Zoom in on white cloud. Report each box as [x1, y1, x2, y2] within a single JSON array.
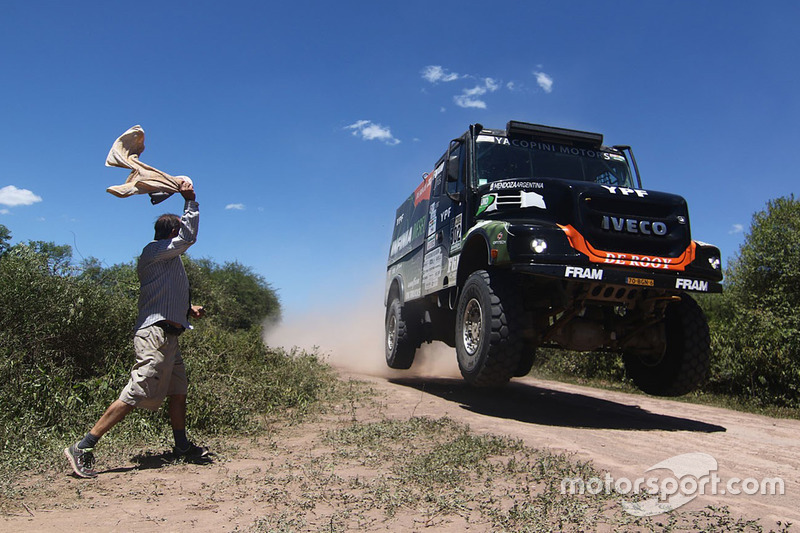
[[729, 223, 744, 234], [225, 203, 245, 210], [421, 65, 461, 83], [345, 120, 400, 146], [0, 209, 8, 215], [0, 185, 42, 207], [454, 78, 500, 109], [533, 71, 554, 93]]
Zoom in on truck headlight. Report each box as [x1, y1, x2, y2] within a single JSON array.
[[530, 238, 548, 253]]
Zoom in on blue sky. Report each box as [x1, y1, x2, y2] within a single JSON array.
[[1, 1, 798, 315]]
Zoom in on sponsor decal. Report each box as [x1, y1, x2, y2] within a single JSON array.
[[560, 224, 696, 271], [390, 228, 412, 256], [521, 191, 546, 210], [676, 278, 709, 292], [603, 153, 626, 162], [601, 216, 668, 236], [426, 234, 437, 251], [395, 213, 404, 227], [413, 170, 435, 206], [406, 275, 422, 300], [428, 201, 438, 237], [477, 135, 623, 162], [448, 256, 459, 275], [489, 180, 545, 191], [411, 216, 426, 240], [627, 277, 655, 287], [477, 194, 497, 215], [451, 213, 463, 244], [600, 185, 649, 198], [423, 248, 444, 290], [492, 231, 507, 246], [603, 253, 673, 269], [492, 231, 506, 246], [565, 266, 604, 280], [439, 207, 452, 222]]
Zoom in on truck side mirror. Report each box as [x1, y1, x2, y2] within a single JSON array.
[[446, 154, 459, 182], [446, 139, 462, 182]]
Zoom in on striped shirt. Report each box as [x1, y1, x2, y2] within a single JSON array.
[[134, 200, 199, 330]]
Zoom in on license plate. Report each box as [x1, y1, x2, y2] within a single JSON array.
[[627, 277, 654, 287]]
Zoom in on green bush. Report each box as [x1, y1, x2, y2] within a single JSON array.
[[701, 196, 800, 407], [0, 244, 135, 378], [185, 257, 281, 331], [0, 236, 330, 483]]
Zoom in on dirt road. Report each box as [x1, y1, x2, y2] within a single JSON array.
[[3, 364, 799, 531], [360, 371, 800, 526]]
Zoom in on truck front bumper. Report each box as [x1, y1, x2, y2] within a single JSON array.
[[511, 263, 723, 294]]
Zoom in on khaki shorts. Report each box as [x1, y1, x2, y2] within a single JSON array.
[[118, 324, 188, 411]]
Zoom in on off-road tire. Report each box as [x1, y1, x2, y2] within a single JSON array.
[[385, 298, 419, 369], [513, 349, 536, 377], [455, 270, 525, 386], [623, 293, 710, 396]]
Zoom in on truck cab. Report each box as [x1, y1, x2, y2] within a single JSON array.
[[385, 121, 722, 395]]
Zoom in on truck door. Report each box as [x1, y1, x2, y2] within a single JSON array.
[[421, 138, 467, 296]]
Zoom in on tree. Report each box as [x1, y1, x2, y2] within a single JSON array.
[[706, 195, 800, 406], [184, 257, 281, 331], [0, 224, 10, 255]]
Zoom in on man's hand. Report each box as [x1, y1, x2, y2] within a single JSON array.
[[179, 180, 196, 201], [189, 305, 205, 319]]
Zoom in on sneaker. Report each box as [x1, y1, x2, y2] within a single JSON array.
[[64, 443, 98, 478], [173, 442, 211, 460]]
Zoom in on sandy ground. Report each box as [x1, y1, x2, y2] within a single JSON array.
[[366, 371, 800, 526], [3, 360, 798, 532]]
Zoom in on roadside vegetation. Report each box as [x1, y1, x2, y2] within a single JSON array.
[[530, 195, 800, 417], [0, 229, 334, 501]]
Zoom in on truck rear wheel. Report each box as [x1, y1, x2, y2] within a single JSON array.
[[385, 298, 419, 369], [455, 270, 523, 386], [623, 293, 710, 396]]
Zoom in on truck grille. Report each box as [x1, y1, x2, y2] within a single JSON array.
[[577, 193, 691, 257]]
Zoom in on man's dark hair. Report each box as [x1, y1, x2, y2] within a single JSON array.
[[154, 214, 181, 240]]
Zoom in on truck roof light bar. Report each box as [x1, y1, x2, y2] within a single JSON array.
[[506, 121, 603, 149]]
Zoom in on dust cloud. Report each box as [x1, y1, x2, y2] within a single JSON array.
[[262, 287, 461, 379]]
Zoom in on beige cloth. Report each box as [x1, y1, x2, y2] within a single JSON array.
[[105, 125, 191, 198]]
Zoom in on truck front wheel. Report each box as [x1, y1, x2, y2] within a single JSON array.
[[623, 293, 710, 396], [385, 298, 419, 369], [455, 270, 523, 386]]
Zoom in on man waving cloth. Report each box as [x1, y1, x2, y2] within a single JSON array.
[[65, 132, 209, 478]]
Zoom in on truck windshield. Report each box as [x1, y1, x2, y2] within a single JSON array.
[[475, 135, 635, 188]]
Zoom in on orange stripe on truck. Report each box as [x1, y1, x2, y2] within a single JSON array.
[[559, 224, 696, 271]]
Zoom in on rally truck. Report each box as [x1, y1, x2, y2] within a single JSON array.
[[384, 121, 723, 396]]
